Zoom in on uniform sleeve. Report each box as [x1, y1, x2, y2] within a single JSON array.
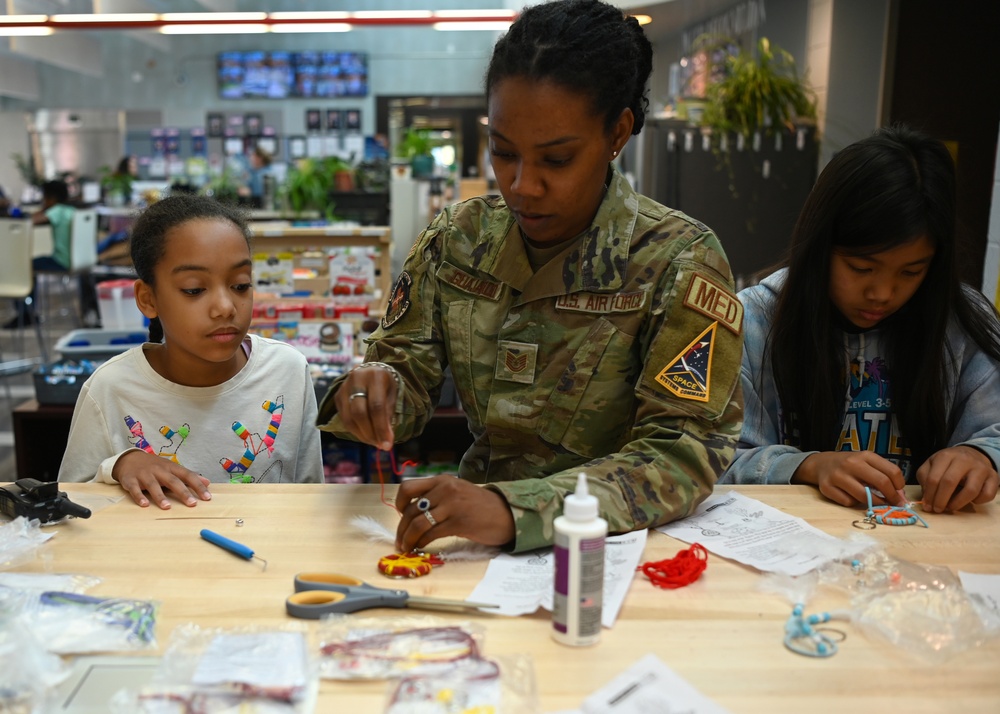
[[719, 286, 814, 485], [488, 231, 744, 552], [57, 380, 130, 484], [317, 214, 450, 441]]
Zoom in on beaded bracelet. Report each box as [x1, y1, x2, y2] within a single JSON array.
[[852, 486, 929, 530]]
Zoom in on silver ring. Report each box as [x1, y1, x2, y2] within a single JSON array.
[[416, 497, 431, 512], [424, 510, 438, 527], [348, 391, 368, 401]]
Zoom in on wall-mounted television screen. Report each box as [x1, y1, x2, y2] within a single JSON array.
[[218, 51, 368, 99]]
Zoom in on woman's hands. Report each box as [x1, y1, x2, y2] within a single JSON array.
[[333, 363, 399, 451], [793, 451, 906, 507], [394, 476, 515, 553], [916, 445, 999, 512], [113, 450, 212, 509]]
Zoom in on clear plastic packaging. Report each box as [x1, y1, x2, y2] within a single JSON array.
[[384, 653, 538, 714], [817, 542, 1000, 660], [22, 590, 158, 654], [317, 615, 486, 680], [0, 610, 70, 713], [0, 517, 52, 570], [110, 623, 318, 713]]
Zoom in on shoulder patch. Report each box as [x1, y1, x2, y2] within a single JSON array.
[[381, 271, 412, 329], [655, 322, 718, 401], [682, 273, 743, 335]]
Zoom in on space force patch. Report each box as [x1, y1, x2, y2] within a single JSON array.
[[655, 322, 718, 401], [382, 271, 412, 329]]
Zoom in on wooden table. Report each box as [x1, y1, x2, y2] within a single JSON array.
[[25, 484, 1000, 712]]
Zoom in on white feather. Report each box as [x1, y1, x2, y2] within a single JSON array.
[[348, 515, 499, 561]]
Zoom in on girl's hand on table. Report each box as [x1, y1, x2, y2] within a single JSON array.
[[917, 445, 999, 512], [794, 451, 906, 507], [112, 450, 212, 509]]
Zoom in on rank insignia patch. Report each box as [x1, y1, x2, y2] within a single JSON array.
[[655, 322, 718, 401], [495, 340, 538, 384], [382, 271, 412, 329]]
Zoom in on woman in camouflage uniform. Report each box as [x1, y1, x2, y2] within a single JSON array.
[[319, 0, 744, 552]]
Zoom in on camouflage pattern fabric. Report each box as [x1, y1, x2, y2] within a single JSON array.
[[318, 168, 744, 552]]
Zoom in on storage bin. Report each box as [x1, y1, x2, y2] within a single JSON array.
[[97, 279, 146, 330], [54, 329, 148, 361], [33, 360, 97, 405]]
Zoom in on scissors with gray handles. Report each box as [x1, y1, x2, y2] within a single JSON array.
[[286, 572, 499, 619]]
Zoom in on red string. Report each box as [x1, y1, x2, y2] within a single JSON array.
[[374, 449, 418, 511], [639, 543, 708, 589]]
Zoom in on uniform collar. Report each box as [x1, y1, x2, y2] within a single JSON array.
[[480, 166, 639, 302]]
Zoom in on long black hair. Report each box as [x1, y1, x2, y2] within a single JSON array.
[[130, 194, 251, 343], [486, 0, 653, 136], [770, 125, 1000, 469]]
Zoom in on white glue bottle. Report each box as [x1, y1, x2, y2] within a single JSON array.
[[552, 472, 607, 646]]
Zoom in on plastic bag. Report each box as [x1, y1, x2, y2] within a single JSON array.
[[111, 623, 318, 713], [23, 590, 158, 654], [317, 615, 486, 680], [819, 543, 1000, 660], [384, 654, 538, 714], [0, 517, 52, 570], [0, 612, 69, 713]]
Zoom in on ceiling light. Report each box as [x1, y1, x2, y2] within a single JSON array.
[[0, 26, 53, 35], [270, 24, 351, 33], [268, 12, 350, 20], [160, 24, 270, 35], [51, 13, 158, 23], [160, 13, 267, 22], [433, 21, 512, 31]]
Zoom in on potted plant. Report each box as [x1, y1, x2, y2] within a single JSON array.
[[281, 158, 342, 222], [98, 164, 134, 207], [701, 37, 816, 140], [395, 127, 435, 178], [201, 165, 241, 205], [323, 156, 356, 193]]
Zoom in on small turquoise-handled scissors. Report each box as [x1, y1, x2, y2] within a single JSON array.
[[286, 572, 499, 619]]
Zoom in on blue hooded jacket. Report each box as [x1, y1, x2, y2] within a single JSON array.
[[722, 269, 1000, 484]]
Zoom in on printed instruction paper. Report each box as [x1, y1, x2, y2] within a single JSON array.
[[468, 530, 647, 628], [656, 492, 858, 576]]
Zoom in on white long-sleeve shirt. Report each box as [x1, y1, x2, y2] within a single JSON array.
[[58, 334, 323, 484]]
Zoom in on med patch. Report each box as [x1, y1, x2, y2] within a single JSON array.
[[682, 273, 743, 335], [655, 321, 718, 402]]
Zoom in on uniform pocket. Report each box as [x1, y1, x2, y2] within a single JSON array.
[[538, 317, 637, 458]]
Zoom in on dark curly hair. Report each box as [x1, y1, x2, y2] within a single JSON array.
[[486, 0, 653, 136], [130, 194, 251, 342]]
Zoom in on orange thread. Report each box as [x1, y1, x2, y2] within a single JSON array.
[[639, 543, 708, 589], [374, 449, 418, 511]]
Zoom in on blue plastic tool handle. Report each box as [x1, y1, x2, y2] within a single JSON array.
[[200, 529, 254, 559]]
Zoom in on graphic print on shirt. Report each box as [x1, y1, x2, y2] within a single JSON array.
[[220, 396, 286, 483], [123, 415, 189, 462], [836, 356, 911, 473]]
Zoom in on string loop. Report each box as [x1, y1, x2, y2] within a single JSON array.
[[639, 543, 708, 589]]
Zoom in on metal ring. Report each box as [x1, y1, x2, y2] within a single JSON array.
[[416, 497, 431, 512], [424, 510, 438, 527], [348, 391, 368, 401], [852, 519, 876, 530]]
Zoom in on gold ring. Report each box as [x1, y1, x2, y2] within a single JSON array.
[[424, 510, 438, 527], [349, 391, 368, 401]]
